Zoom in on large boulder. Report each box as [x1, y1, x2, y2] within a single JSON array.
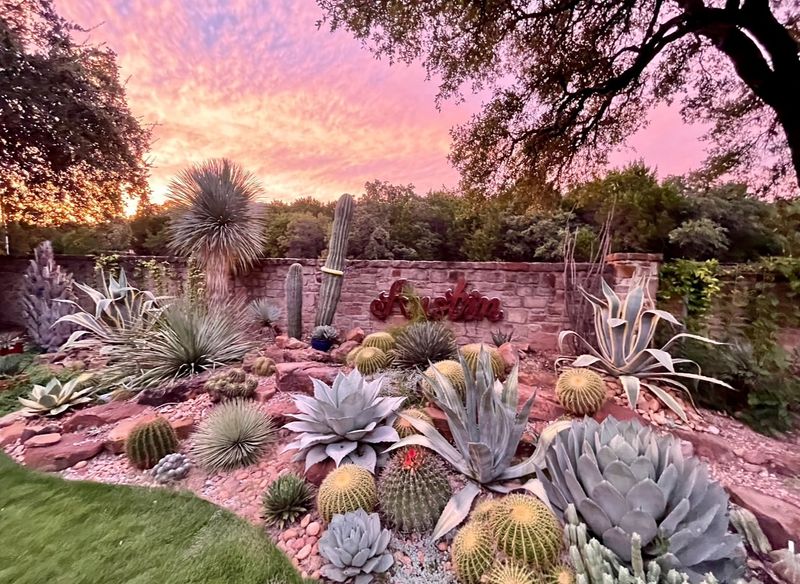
[[497, 342, 520, 372], [62, 401, 148, 433], [24, 432, 104, 471], [275, 335, 309, 350], [344, 328, 365, 343], [330, 340, 359, 363], [727, 485, 800, 549], [671, 427, 735, 463], [275, 362, 340, 395], [136, 373, 210, 406]]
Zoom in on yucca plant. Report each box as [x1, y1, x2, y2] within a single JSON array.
[[262, 473, 314, 528], [557, 278, 731, 421], [167, 158, 267, 302], [388, 351, 570, 539], [249, 298, 281, 329], [56, 268, 166, 350], [392, 321, 457, 369], [19, 374, 95, 416]]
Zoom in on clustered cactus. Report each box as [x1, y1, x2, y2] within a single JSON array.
[[251, 356, 276, 377], [262, 473, 314, 529], [285, 262, 304, 339], [555, 368, 607, 415], [151, 452, 191, 483], [362, 331, 395, 352], [355, 346, 390, 375], [318, 509, 393, 584], [204, 368, 257, 402], [21, 240, 75, 352], [125, 417, 180, 470], [460, 343, 505, 379], [315, 193, 354, 327], [377, 447, 452, 533], [317, 464, 377, 523]]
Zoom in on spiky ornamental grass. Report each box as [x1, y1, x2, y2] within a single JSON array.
[[167, 159, 267, 302], [192, 399, 276, 472], [392, 321, 457, 369], [262, 473, 314, 529], [249, 298, 281, 328]]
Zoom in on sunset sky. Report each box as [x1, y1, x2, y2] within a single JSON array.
[[58, 0, 707, 203]]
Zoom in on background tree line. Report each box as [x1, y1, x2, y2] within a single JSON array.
[[6, 163, 800, 263]]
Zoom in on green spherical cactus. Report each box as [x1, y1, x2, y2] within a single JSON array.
[[544, 564, 576, 584], [451, 520, 495, 584], [355, 346, 389, 376], [317, 464, 377, 523], [285, 263, 304, 339], [555, 368, 607, 415], [393, 407, 433, 439], [125, 417, 179, 470], [315, 193, 354, 327], [471, 498, 501, 523], [489, 494, 562, 569], [362, 331, 395, 352], [345, 345, 363, 366], [205, 368, 257, 402], [422, 359, 466, 398], [252, 356, 276, 377], [460, 343, 505, 379], [377, 447, 452, 533], [485, 561, 540, 584]]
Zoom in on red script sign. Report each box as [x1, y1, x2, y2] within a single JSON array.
[[370, 278, 503, 322]]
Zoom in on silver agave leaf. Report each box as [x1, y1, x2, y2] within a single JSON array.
[[557, 277, 731, 421], [19, 374, 96, 417], [282, 369, 404, 472], [319, 510, 393, 584], [538, 417, 745, 583]]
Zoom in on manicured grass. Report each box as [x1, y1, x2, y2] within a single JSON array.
[[0, 453, 308, 583]]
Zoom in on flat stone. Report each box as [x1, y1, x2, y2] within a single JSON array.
[[671, 427, 734, 463], [0, 420, 27, 447], [255, 385, 277, 403], [276, 362, 340, 395], [296, 543, 312, 561], [20, 423, 61, 442], [305, 521, 321, 536], [741, 450, 770, 466], [767, 450, 800, 478], [170, 416, 195, 439], [0, 411, 24, 429], [136, 374, 210, 406], [24, 432, 104, 471], [62, 401, 148, 432], [283, 348, 332, 364], [727, 485, 800, 549], [275, 335, 309, 350], [344, 328, 365, 343], [330, 340, 359, 363], [25, 432, 62, 448]]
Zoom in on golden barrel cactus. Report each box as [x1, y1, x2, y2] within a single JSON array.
[[555, 368, 607, 415], [489, 494, 562, 569], [317, 464, 377, 523], [451, 520, 495, 584]]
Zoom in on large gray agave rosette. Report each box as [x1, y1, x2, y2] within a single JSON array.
[[537, 417, 744, 582], [282, 369, 404, 472]]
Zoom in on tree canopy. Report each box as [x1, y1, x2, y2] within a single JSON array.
[[317, 0, 800, 195], [0, 0, 151, 225]]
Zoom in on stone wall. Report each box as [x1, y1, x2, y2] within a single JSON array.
[[0, 253, 660, 350]]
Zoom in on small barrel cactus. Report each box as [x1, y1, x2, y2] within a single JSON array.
[[377, 447, 452, 533], [489, 494, 562, 569], [317, 464, 377, 523], [393, 407, 433, 439], [151, 452, 191, 483], [285, 263, 304, 339], [460, 343, 505, 379], [126, 417, 180, 470], [362, 331, 395, 352], [486, 561, 540, 584], [345, 345, 363, 366], [555, 368, 607, 415], [355, 346, 389, 376], [252, 356, 276, 377], [319, 509, 393, 584], [451, 520, 495, 584], [544, 564, 576, 584], [471, 498, 500, 523], [204, 368, 257, 402], [422, 359, 466, 398], [262, 473, 314, 529]]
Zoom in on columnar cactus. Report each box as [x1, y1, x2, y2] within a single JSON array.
[[315, 193, 354, 327], [285, 262, 304, 339], [22, 241, 75, 352], [125, 417, 180, 469]]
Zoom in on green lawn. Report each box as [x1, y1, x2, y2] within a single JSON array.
[[0, 453, 308, 583]]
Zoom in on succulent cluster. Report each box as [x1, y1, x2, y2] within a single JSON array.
[[538, 417, 744, 582], [318, 509, 393, 584], [460, 343, 505, 379], [489, 494, 562, 569], [317, 464, 377, 523], [251, 356, 276, 377], [555, 368, 607, 415], [204, 368, 257, 402], [362, 331, 395, 352], [377, 447, 452, 533], [262, 473, 314, 528], [355, 346, 390, 375], [19, 374, 95, 417], [283, 369, 404, 472], [151, 453, 191, 483], [393, 407, 432, 438], [392, 321, 457, 369], [422, 360, 466, 398], [126, 417, 180, 469], [192, 399, 276, 471], [451, 520, 495, 584]]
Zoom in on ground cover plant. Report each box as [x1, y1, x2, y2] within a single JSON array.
[[0, 453, 306, 584]]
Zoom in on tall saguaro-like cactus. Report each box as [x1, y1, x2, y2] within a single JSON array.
[[315, 193, 354, 327], [285, 263, 304, 339]]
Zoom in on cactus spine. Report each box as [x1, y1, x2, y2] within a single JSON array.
[[317, 464, 377, 523], [22, 241, 76, 352], [486, 561, 540, 584], [489, 494, 562, 569], [315, 193, 354, 327], [451, 520, 495, 584], [285, 263, 303, 339], [125, 417, 179, 469]]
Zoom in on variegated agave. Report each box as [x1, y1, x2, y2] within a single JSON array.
[[56, 269, 167, 350], [557, 278, 730, 421], [282, 369, 405, 473], [537, 417, 744, 583], [19, 374, 95, 416], [388, 351, 569, 540]]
